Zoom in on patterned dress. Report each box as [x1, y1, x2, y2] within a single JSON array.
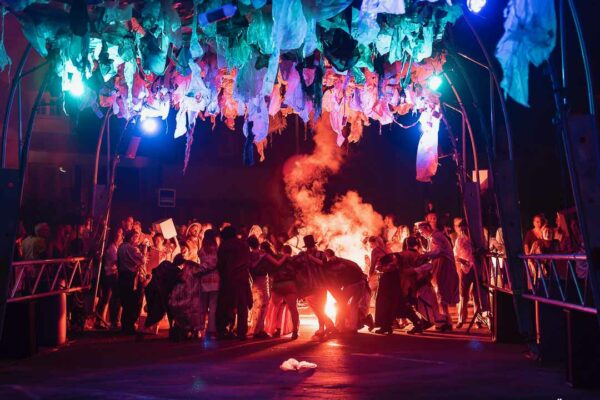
[[169, 261, 204, 331]]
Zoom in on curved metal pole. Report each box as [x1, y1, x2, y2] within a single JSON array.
[[92, 120, 129, 314], [450, 48, 537, 345], [1, 44, 31, 168], [19, 65, 52, 204], [443, 72, 480, 184], [460, 12, 515, 161], [91, 111, 111, 220], [566, 0, 595, 115], [93, 112, 111, 187]]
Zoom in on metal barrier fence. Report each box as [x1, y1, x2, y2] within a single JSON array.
[[484, 252, 596, 314], [8, 257, 94, 303], [520, 253, 595, 314], [485, 253, 512, 293]]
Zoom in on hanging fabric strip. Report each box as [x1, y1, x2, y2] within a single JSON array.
[[0, 6, 13, 72]]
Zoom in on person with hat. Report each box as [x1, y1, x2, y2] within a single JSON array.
[[416, 222, 459, 332], [297, 235, 336, 339]]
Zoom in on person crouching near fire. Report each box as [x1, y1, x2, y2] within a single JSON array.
[[322, 249, 374, 333], [374, 242, 431, 335], [297, 235, 337, 340]]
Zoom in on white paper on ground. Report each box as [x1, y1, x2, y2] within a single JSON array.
[[280, 358, 317, 372]]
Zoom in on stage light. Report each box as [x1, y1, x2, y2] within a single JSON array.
[[140, 118, 161, 136], [467, 0, 486, 13], [427, 74, 443, 91], [62, 61, 86, 97], [69, 76, 85, 97]]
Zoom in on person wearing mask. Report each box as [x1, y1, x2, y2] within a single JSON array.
[[117, 230, 146, 335], [96, 228, 123, 330], [216, 226, 252, 340], [198, 229, 220, 340], [417, 222, 459, 332]]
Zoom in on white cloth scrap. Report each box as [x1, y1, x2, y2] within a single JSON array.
[[280, 358, 318, 372]]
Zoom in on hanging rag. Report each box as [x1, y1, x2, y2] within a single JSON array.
[[495, 0, 556, 107]]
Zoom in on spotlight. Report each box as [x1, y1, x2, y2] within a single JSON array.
[[69, 77, 85, 97], [427, 75, 443, 91], [467, 0, 486, 13], [62, 61, 86, 97], [140, 118, 161, 136]]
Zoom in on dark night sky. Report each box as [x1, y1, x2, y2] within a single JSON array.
[[63, 1, 600, 232]]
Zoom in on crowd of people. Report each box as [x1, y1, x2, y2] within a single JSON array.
[[86, 210, 494, 341], [13, 206, 590, 342], [10, 210, 510, 340]]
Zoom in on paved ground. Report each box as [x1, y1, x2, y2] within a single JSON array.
[[1, 313, 598, 400]]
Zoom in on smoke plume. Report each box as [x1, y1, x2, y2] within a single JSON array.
[[283, 114, 384, 267]]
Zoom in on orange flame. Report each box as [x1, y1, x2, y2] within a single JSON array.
[[283, 114, 384, 269]]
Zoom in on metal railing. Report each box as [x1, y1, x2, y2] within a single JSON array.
[[484, 252, 595, 314], [7, 257, 94, 303], [520, 253, 595, 314], [484, 252, 512, 293]]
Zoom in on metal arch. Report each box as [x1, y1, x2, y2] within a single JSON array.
[[0, 54, 53, 339], [1, 44, 31, 168], [18, 66, 53, 204], [566, 0, 595, 115], [458, 12, 515, 162]]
